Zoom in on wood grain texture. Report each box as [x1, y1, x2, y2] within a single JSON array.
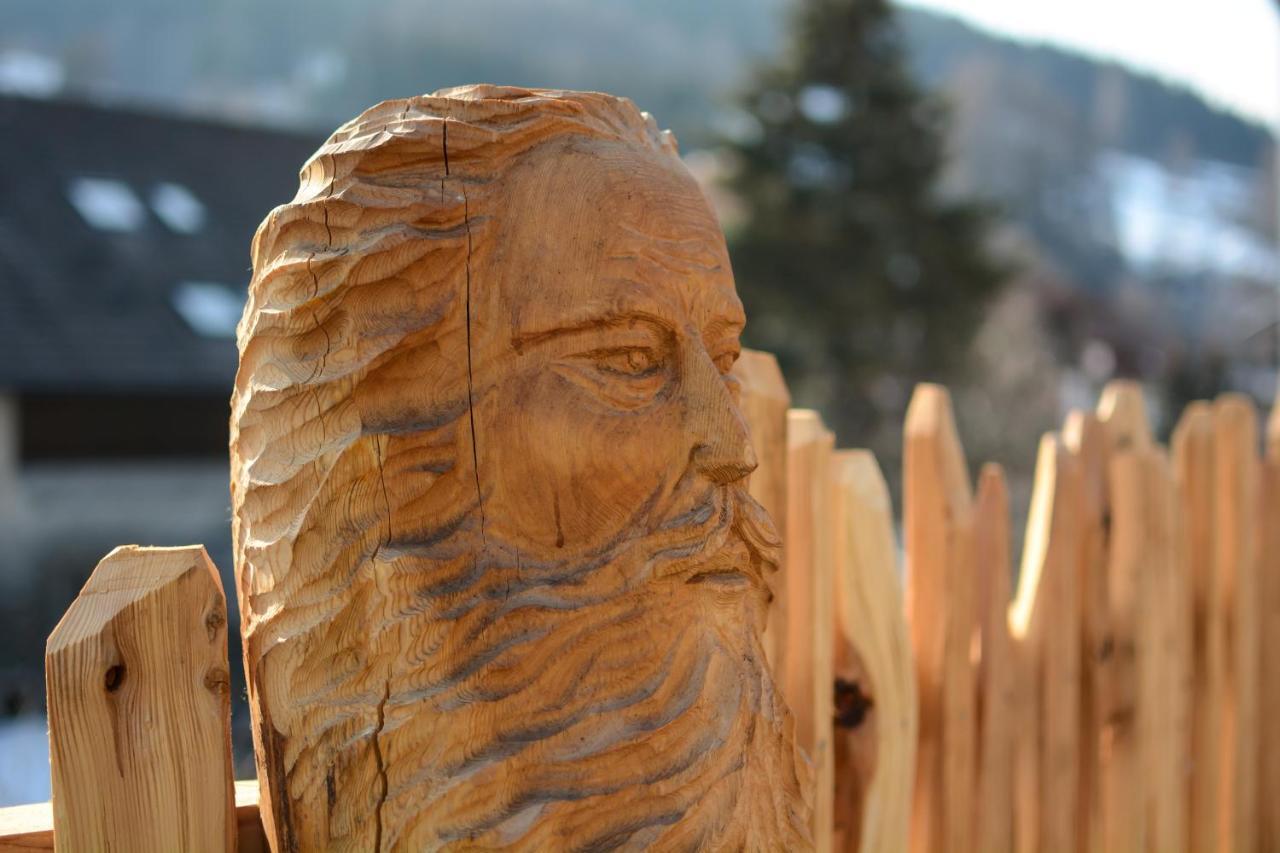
[[0, 801, 52, 852], [784, 410, 836, 853], [830, 450, 916, 853], [903, 383, 975, 853], [1099, 451, 1144, 853], [45, 545, 234, 853], [230, 86, 810, 851], [972, 463, 1014, 853], [1101, 445, 1191, 853], [1008, 624, 1036, 853], [1136, 449, 1189, 853], [1061, 412, 1109, 853], [0, 781, 266, 853], [1171, 402, 1222, 853], [733, 349, 791, 674], [1213, 394, 1260, 853], [232, 780, 272, 853], [1261, 392, 1280, 853], [1009, 435, 1080, 853]]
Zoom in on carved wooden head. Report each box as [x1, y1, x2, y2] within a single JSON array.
[[231, 85, 810, 850]]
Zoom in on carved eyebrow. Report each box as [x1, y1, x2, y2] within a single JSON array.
[[703, 315, 745, 343], [510, 309, 671, 352]]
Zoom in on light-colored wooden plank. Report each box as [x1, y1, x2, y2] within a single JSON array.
[[733, 349, 791, 673], [1009, 624, 1037, 853], [1102, 443, 1191, 852], [1009, 435, 1080, 853], [1171, 402, 1221, 853], [786, 409, 837, 853], [1262, 391, 1280, 853], [1099, 450, 1144, 853], [0, 801, 51, 851], [1213, 394, 1260, 853], [1137, 448, 1190, 853], [45, 545, 234, 853], [972, 463, 1015, 853], [938, 511, 976, 853], [0, 781, 266, 853], [233, 780, 270, 853], [830, 449, 917, 853], [1061, 411, 1109, 853], [904, 383, 975, 853], [1097, 380, 1153, 452]]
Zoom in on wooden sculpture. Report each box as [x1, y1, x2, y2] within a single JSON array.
[[230, 86, 811, 851], [732, 350, 790, 673]]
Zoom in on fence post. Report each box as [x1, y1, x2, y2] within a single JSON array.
[[785, 409, 836, 853], [1261, 391, 1280, 853], [46, 545, 234, 853], [1099, 449, 1144, 852], [1137, 449, 1189, 853], [1213, 394, 1260, 853], [1171, 401, 1221, 853], [972, 463, 1014, 853], [830, 449, 916, 853], [1098, 380, 1153, 451], [904, 384, 975, 853], [733, 349, 791, 672], [1061, 411, 1109, 853], [1009, 435, 1080, 853]]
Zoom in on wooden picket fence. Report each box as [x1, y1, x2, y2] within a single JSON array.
[[1, 353, 1277, 852], [736, 354, 1280, 853]]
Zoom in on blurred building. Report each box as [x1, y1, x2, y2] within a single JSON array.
[[0, 93, 321, 710]]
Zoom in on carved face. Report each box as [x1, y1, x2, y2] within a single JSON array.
[[480, 141, 755, 558]]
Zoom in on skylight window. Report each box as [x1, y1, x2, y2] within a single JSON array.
[[151, 183, 206, 234], [0, 50, 64, 97], [66, 177, 145, 232], [172, 281, 244, 338]]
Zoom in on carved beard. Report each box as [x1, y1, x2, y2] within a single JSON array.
[[251, 460, 811, 852]]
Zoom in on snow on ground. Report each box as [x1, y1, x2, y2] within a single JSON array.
[[0, 716, 51, 807], [1098, 150, 1279, 282]]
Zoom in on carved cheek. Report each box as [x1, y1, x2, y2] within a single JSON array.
[[484, 367, 685, 552]]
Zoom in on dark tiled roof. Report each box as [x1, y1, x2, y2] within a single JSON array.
[[0, 94, 323, 392]]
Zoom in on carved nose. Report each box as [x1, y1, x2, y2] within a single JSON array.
[[688, 357, 758, 485], [691, 436, 757, 484]]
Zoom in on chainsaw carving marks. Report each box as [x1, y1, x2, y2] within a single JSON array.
[[231, 86, 811, 851]]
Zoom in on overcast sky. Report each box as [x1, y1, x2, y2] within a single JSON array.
[[899, 0, 1280, 128]]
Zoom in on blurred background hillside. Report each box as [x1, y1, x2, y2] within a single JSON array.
[[1, 0, 1277, 806]]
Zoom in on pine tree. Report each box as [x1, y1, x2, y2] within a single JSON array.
[[724, 0, 1006, 445]]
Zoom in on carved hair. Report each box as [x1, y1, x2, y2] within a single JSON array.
[[231, 86, 809, 850], [233, 86, 676, 562]]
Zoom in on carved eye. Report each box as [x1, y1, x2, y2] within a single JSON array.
[[554, 337, 672, 410], [593, 347, 663, 378]]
